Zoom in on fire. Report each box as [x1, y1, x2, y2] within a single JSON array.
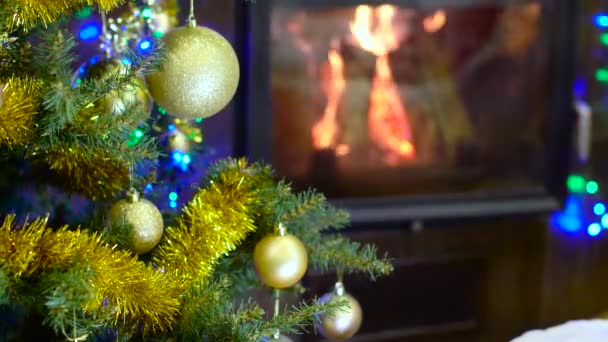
[[369, 54, 415, 163], [312, 45, 345, 149], [423, 10, 447, 33], [350, 4, 415, 161], [311, 4, 416, 162]]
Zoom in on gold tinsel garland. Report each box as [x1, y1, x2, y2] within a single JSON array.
[[47, 146, 130, 200], [4, 0, 126, 31], [153, 159, 262, 284], [0, 215, 183, 331], [0, 159, 270, 332], [0, 77, 43, 148]]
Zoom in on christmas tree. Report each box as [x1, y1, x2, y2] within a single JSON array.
[[0, 1, 392, 341]]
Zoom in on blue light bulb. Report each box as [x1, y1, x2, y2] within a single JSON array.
[[594, 203, 607, 216], [595, 14, 608, 28], [79, 23, 101, 41], [172, 151, 183, 162], [138, 39, 153, 53], [588, 223, 602, 237]]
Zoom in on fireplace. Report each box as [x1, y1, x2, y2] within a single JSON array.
[[238, 0, 576, 222]]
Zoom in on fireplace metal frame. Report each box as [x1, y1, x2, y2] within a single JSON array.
[[235, 0, 578, 223]]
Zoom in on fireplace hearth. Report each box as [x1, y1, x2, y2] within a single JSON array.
[[238, 0, 575, 222]]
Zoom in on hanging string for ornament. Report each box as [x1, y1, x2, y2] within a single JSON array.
[[146, 0, 240, 119], [188, 0, 196, 27], [273, 288, 281, 340], [107, 161, 164, 255]]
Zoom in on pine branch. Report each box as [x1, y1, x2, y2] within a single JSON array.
[[175, 278, 347, 342], [0, 268, 8, 305], [309, 235, 393, 280], [43, 265, 110, 341], [281, 190, 326, 222], [251, 297, 348, 340]]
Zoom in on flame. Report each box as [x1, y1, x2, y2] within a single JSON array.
[[369, 54, 415, 163], [423, 10, 447, 33], [350, 5, 400, 56], [350, 5, 416, 161], [312, 46, 345, 149], [310, 4, 416, 162]]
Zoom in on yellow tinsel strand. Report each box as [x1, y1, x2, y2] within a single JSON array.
[[47, 146, 130, 200], [0, 77, 43, 148], [5, 0, 126, 32], [153, 159, 262, 284], [0, 215, 183, 332]]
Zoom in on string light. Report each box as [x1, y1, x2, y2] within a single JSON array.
[[586, 181, 600, 194], [169, 192, 178, 201], [79, 23, 101, 41], [593, 202, 606, 216], [127, 129, 145, 147], [596, 68, 608, 83], [169, 201, 178, 209], [601, 33, 608, 46], [602, 214, 608, 228], [172, 151, 183, 162], [595, 14, 608, 28], [588, 223, 602, 237], [567, 174, 586, 193], [76, 7, 92, 19], [138, 38, 153, 53], [142, 7, 153, 19], [551, 195, 583, 233]]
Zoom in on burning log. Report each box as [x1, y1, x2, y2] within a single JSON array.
[[338, 41, 376, 150]]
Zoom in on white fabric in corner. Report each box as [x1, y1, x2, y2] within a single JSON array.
[[511, 320, 608, 342]]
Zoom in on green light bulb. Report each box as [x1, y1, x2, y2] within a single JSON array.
[[596, 69, 608, 82], [567, 174, 586, 193], [601, 33, 608, 46], [76, 6, 92, 19], [142, 8, 153, 19]]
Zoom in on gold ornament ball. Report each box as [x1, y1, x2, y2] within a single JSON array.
[[317, 292, 363, 341], [146, 25, 240, 119], [109, 192, 164, 254], [253, 234, 308, 288], [80, 58, 150, 118]]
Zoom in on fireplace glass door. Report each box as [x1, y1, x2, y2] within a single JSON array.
[[267, 1, 553, 199]]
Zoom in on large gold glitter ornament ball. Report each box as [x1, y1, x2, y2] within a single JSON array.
[[253, 233, 308, 288], [108, 190, 164, 254], [77, 58, 150, 119], [146, 25, 240, 119], [317, 286, 363, 341]]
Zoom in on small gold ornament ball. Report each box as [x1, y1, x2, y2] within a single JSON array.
[[147, 25, 240, 119], [109, 192, 164, 254], [318, 292, 363, 341], [253, 234, 308, 289], [81, 58, 150, 117]]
